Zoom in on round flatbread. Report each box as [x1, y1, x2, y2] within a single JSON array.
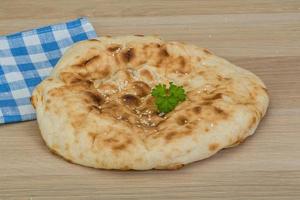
[[31, 35, 269, 170]]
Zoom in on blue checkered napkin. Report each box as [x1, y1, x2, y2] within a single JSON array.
[[0, 17, 97, 124]]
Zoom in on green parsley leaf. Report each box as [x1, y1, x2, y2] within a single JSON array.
[[151, 82, 186, 114]]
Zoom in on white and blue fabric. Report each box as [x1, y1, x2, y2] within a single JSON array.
[[0, 17, 97, 124]]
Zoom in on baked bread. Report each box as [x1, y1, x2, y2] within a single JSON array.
[[31, 35, 269, 170]]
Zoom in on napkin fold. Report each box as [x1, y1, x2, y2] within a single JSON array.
[[0, 17, 97, 124]]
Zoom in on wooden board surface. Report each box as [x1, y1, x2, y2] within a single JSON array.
[[1, 1, 300, 199]]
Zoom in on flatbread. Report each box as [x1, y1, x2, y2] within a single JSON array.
[[31, 35, 269, 170]]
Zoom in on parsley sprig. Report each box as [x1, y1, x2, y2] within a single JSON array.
[[151, 82, 186, 114]]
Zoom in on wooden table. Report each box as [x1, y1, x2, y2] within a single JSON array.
[[1, 1, 300, 199]]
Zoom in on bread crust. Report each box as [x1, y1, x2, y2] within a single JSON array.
[[32, 36, 269, 170]]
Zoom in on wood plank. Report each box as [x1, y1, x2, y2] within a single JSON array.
[[1, 0, 300, 20], [1, 13, 299, 57]]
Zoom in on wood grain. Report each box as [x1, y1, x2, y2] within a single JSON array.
[[1, 0, 300, 199]]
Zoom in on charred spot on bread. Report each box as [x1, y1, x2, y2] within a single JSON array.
[[122, 48, 135, 62], [176, 116, 188, 125], [107, 44, 121, 52], [192, 106, 202, 114], [84, 91, 104, 105], [209, 143, 219, 151], [121, 94, 141, 107]]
